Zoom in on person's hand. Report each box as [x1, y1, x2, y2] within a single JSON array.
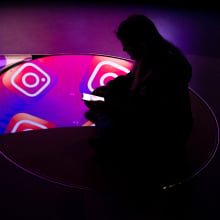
[[85, 109, 97, 123], [84, 100, 105, 123], [83, 85, 108, 123], [92, 85, 108, 97], [84, 99, 96, 109]]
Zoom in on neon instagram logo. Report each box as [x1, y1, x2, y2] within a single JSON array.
[[12, 63, 51, 97], [87, 60, 130, 92], [5, 113, 56, 133], [3, 61, 57, 100], [12, 119, 50, 132]]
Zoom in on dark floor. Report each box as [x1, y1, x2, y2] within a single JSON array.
[[0, 139, 220, 220]]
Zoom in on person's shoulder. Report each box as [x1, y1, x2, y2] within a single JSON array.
[[156, 52, 192, 83], [166, 51, 191, 69]]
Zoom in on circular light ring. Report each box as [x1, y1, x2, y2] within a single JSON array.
[[0, 54, 218, 192]]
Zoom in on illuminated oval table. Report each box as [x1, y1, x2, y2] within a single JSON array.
[[0, 54, 219, 192]]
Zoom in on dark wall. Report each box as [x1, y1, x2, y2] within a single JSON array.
[[0, 2, 220, 124]]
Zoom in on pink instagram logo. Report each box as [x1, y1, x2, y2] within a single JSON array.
[[79, 57, 133, 93], [88, 60, 130, 92], [3, 60, 57, 100], [5, 113, 56, 133]]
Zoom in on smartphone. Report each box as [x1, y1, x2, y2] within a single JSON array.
[[82, 93, 105, 102]]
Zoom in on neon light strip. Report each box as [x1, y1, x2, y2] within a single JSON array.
[[0, 150, 95, 192], [163, 87, 219, 189], [184, 87, 219, 182]]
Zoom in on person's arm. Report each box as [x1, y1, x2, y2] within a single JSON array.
[[83, 86, 108, 123]]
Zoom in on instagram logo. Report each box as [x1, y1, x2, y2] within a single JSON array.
[[5, 113, 56, 133], [3, 60, 57, 100], [79, 56, 133, 93]]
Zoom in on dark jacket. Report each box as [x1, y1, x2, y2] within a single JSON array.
[[89, 52, 193, 186]]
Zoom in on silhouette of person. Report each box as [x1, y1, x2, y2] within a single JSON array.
[[84, 14, 193, 206]]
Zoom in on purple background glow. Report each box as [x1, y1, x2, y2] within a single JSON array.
[[0, 2, 220, 127]]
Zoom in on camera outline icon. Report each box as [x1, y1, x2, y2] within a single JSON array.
[[11, 119, 48, 133], [5, 113, 56, 134], [87, 60, 130, 92], [10, 62, 51, 97]]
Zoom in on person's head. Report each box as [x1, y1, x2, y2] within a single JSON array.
[[116, 14, 169, 61]]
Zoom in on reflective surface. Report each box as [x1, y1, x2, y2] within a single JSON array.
[[0, 54, 133, 134]]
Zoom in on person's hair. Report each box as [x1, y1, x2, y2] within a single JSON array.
[[116, 14, 183, 56]]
